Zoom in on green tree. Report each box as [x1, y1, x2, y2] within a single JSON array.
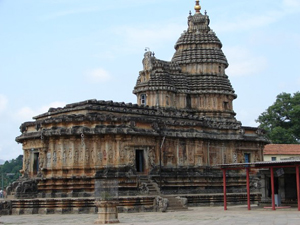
[[256, 92, 300, 144], [0, 155, 23, 189]]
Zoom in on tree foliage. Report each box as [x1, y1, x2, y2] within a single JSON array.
[[0, 155, 23, 189], [256, 92, 300, 144]]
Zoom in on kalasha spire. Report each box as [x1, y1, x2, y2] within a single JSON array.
[[195, 0, 201, 14]]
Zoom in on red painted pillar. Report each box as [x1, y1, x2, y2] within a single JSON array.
[[270, 167, 276, 210], [223, 169, 227, 210], [246, 168, 251, 210], [296, 166, 300, 211]]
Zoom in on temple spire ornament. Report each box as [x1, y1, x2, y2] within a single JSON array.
[[195, 0, 201, 13]]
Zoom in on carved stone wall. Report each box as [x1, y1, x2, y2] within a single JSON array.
[[15, 101, 268, 196]]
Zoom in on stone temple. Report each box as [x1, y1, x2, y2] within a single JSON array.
[[10, 1, 269, 213]]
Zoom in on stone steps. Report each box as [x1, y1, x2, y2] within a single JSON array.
[[138, 176, 188, 211], [139, 176, 161, 196], [164, 196, 188, 211]]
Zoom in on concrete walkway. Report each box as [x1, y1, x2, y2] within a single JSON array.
[[1, 205, 300, 225]]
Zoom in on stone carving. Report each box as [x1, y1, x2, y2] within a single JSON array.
[[46, 152, 51, 168], [90, 148, 95, 163], [125, 169, 134, 178], [85, 149, 90, 162], [197, 156, 203, 166], [53, 151, 57, 163], [148, 147, 156, 168], [24, 157, 30, 176], [176, 196, 188, 208], [155, 196, 169, 212], [13, 179, 38, 199], [130, 120, 136, 128], [143, 51, 153, 72], [151, 122, 159, 131], [250, 177, 261, 190], [255, 151, 260, 161], [103, 149, 107, 160], [128, 149, 134, 166], [68, 148, 73, 161], [57, 149, 61, 162], [79, 149, 84, 162], [139, 182, 149, 194], [119, 148, 125, 162], [256, 128, 264, 136], [0, 200, 12, 215], [237, 151, 243, 163], [98, 151, 103, 162], [62, 150, 66, 163], [37, 151, 45, 177], [188, 149, 194, 164], [74, 149, 78, 162], [108, 148, 113, 164]]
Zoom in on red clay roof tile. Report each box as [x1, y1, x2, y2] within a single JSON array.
[[264, 144, 300, 155]]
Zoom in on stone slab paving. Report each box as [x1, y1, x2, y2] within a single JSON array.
[[1, 206, 300, 225]]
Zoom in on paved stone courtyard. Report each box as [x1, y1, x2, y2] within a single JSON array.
[[1, 206, 300, 225]]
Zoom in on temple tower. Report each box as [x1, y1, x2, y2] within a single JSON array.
[[133, 1, 236, 118]]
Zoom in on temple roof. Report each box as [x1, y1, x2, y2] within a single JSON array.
[[134, 2, 234, 98], [16, 99, 270, 143], [134, 55, 235, 97], [172, 45, 228, 67]]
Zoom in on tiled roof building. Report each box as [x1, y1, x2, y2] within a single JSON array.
[[264, 144, 300, 161]]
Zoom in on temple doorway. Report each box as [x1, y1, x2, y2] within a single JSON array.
[[33, 152, 39, 175], [136, 150, 144, 173]]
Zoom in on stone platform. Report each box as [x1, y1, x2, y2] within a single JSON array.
[[0, 193, 261, 215]]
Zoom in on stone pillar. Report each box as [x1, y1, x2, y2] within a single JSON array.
[[94, 201, 119, 224], [70, 137, 76, 173]]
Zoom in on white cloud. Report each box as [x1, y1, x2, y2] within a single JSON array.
[[0, 94, 8, 114], [86, 68, 112, 83], [224, 46, 267, 77], [14, 101, 66, 122]]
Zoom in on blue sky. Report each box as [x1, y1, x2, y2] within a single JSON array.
[[0, 0, 300, 161]]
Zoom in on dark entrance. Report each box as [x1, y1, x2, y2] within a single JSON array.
[[33, 152, 39, 175], [136, 150, 144, 173], [284, 174, 297, 200], [268, 177, 279, 197]]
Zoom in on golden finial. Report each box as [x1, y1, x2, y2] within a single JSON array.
[[195, 0, 201, 13]]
